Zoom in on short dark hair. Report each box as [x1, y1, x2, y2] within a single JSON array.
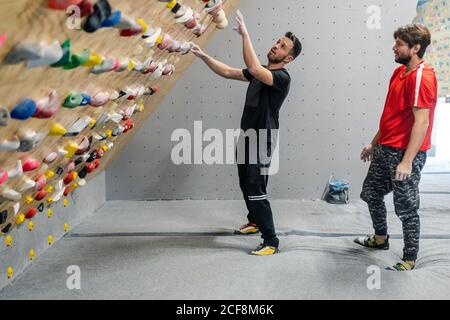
[[285, 32, 302, 60], [394, 24, 431, 58]]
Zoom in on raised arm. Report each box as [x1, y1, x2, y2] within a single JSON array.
[[191, 44, 247, 81]]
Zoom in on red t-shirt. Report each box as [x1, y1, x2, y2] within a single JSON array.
[[379, 60, 438, 151]]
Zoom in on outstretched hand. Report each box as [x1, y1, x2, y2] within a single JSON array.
[[190, 43, 205, 58], [232, 10, 248, 36]]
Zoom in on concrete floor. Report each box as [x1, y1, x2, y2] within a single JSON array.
[[1, 196, 450, 300]]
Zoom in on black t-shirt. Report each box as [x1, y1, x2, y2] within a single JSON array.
[[241, 67, 291, 132]]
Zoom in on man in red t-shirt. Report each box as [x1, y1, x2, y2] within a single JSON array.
[[354, 24, 438, 271]]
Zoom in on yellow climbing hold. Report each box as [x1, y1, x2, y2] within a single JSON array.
[[46, 185, 54, 193], [64, 141, 79, 158], [138, 104, 145, 112], [64, 223, 69, 232], [45, 171, 55, 180], [156, 35, 164, 44], [7, 267, 13, 279], [28, 221, 34, 232], [166, 0, 177, 9], [71, 182, 78, 190], [102, 144, 109, 152], [83, 52, 103, 67], [29, 249, 35, 261], [25, 195, 34, 204], [15, 213, 25, 225], [47, 208, 53, 218], [49, 123, 67, 136], [5, 235, 13, 247], [136, 19, 149, 33], [47, 197, 54, 204], [106, 129, 113, 138], [128, 59, 137, 71], [48, 235, 53, 245], [89, 118, 96, 127], [63, 199, 69, 207]]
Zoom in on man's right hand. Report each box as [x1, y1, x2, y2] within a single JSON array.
[[360, 144, 374, 162], [190, 43, 205, 58]]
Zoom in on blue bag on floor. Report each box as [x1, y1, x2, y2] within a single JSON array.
[[322, 175, 349, 204]]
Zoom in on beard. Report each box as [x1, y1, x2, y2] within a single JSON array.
[[395, 53, 412, 66], [267, 52, 287, 64]]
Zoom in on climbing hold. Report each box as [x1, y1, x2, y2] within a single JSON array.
[[0, 188, 22, 202], [16, 130, 45, 152], [63, 48, 90, 70], [0, 138, 20, 152], [0, 169, 8, 185], [29, 249, 35, 261], [38, 203, 45, 212], [64, 172, 77, 185], [75, 136, 90, 155], [83, 0, 112, 33], [63, 199, 69, 207], [10, 99, 37, 120], [34, 90, 60, 119], [0, 106, 10, 126], [45, 170, 55, 180], [64, 141, 79, 158], [63, 93, 84, 109], [19, 176, 35, 192], [78, 166, 88, 179], [27, 41, 64, 68], [90, 91, 110, 107], [86, 163, 95, 173], [25, 195, 34, 204], [93, 159, 101, 169], [44, 152, 58, 164], [45, 185, 54, 193], [66, 161, 76, 173], [7, 160, 23, 179], [34, 190, 47, 201], [100, 10, 121, 28], [47, 0, 82, 10], [64, 223, 69, 232], [5, 235, 13, 247], [91, 57, 116, 74], [15, 213, 25, 225], [28, 221, 34, 232], [51, 39, 72, 68], [7, 267, 13, 279], [22, 158, 41, 172], [4, 42, 44, 65], [25, 207, 37, 219], [143, 28, 161, 47], [48, 235, 54, 245], [35, 174, 46, 191], [0, 209, 7, 224], [1, 223, 12, 234], [65, 117, 91, 136], [47, 208, 53, 218], [83, 52, 103, 67], [80, 93, 92, 106], [0, 34, 6, 49]]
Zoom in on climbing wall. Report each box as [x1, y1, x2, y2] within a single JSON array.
[[0, 0, 239, 285], [106, 0, 420, 201]]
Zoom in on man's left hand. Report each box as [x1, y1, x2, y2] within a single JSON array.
[[395, 161, 412, 181], [232, 10, 248, 36]]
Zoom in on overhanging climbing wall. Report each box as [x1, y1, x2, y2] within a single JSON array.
[[0, 0, 239, 284]]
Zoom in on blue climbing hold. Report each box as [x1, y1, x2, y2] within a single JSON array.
[[10, 99, 37, 120]]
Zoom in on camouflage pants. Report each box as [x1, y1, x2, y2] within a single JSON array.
[[360, 144, 427, 261]]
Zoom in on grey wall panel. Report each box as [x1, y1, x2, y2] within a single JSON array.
[[106, 0, 418, 200]]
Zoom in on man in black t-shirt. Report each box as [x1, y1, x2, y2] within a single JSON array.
[[191, 10, 302, 255]]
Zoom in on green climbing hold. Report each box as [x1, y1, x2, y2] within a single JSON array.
[[63, 48, 90, 70], [51, 39, 72, 68], [63, 93, 83, 108]]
